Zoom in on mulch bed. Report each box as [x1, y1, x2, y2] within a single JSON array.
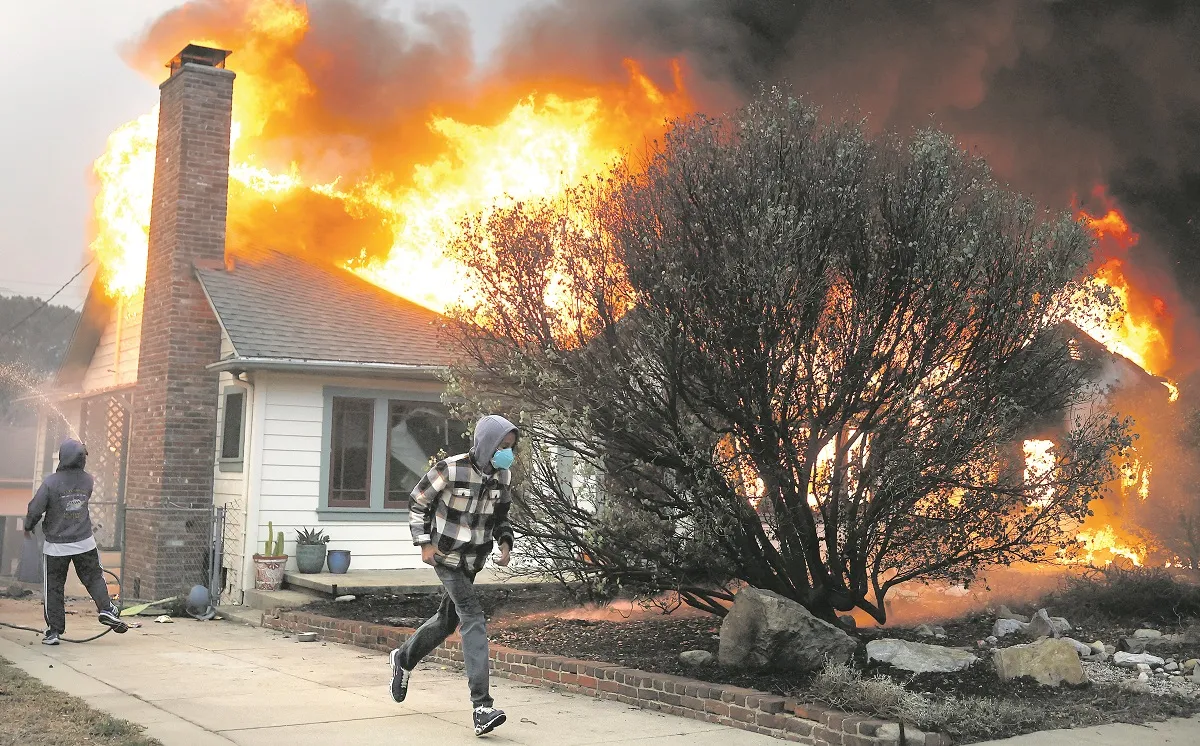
[[301, 587, 1200, 743]]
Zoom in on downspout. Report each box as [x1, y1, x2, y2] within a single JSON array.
[[228, 372, 262, 605]]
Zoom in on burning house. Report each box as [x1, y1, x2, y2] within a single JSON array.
[[30, 0, 1199, 603], [39, 45, 464, 603]]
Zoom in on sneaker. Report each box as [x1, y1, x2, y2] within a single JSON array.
[[42, 631, 60, 646], [473, 706, 506, 736], [389, 649, 412, 702], [98, 605, 129, 634]]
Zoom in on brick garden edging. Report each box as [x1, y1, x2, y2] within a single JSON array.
[[262, 610, 950, 745]]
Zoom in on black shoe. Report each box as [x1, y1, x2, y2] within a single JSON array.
[[389, 649, 412, 702], [473, 706, 506, 736], [98, 605, 129, 633], [42, 631, 60, 646]]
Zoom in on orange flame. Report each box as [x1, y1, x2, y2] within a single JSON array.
[[87, 0, 691, 312], [1064, 197, 1178, 401], [1022, 439, 1055, 508]]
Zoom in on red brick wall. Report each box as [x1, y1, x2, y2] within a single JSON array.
[[123, 59, 234, 600], [263, 610, 950, 746]]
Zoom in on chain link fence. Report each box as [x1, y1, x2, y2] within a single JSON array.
[[119, 504, 225, 605]]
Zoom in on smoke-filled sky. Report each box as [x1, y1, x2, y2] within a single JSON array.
[[2, 0, 1197, 353]]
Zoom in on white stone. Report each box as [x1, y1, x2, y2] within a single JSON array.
[[334, 595, 356, 602], [1138, 671, 1150, 682], [866, 639, 978, 673], [1089, 641, 1106, 655], [876, 723, 927, 744], [1137, 663, 1152, 672], [1113, 651, 1166, 668], [1133, 628, 1163, 639], [993, 618, 1026, 638], [1061, 637, 1093, 657]]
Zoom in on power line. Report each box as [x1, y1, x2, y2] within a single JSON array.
[[0, 260, 94, 342]]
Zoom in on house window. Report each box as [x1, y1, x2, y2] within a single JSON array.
[[320, 388, 466, 515], [219, 388, 246, 471], [328, 397, 374, 507], [386, 403, 469, 509]]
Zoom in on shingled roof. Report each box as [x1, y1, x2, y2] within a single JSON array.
[[195, 249, 457, 372]]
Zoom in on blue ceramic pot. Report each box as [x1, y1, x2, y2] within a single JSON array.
[[327, 549, 352, 574]]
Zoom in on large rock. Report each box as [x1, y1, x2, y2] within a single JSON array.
[[718, 587, 857, 671], [992, 639, 1089, 687], [1133, 629, 1163, 639], [866, 639, 978, 673]]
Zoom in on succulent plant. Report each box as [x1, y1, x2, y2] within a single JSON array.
[[296, 527, 330, 545]]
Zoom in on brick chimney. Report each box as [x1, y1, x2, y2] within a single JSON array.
[[122, 45, 234, 600]]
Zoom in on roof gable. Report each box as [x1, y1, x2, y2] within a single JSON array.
[[196, 248, 458, 368]]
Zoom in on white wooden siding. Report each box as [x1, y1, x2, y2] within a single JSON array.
[[81, 294, 143, 392], [250, 374, 447, 573], [211, 334, 249, 602]]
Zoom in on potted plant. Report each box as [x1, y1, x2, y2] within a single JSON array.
[[295, 527, 330, 574], [252, 521, 288, 591], [327, 547, 352, 575]]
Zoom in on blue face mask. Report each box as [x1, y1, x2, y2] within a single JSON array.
[[491, 448, 515, 470]]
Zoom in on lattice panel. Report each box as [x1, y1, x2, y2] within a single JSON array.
[[81, 393, 130, 550]]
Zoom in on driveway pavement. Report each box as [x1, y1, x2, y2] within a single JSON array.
[[0, 597, 778, 746]]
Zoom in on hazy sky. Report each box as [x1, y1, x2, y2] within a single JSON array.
[[0, 0, 533, 309]]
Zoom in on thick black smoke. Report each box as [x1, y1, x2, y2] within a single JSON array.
[[500, 0, 1200, 374]]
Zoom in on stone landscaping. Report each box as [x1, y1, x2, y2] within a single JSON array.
[[297, 567, 1200, 743]]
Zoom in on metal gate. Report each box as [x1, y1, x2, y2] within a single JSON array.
[[115, 505, 226, 604]]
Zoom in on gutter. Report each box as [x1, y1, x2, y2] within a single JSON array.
[[206, 357, 448, 380]]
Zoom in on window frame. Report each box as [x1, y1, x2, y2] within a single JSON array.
[[326, 396, 376, 508], [217, 386, 248, 473], [318, 386, 454, 518]]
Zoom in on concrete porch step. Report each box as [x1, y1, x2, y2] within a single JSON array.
[[282, 568, 547, 597], [243, 586, 324, 614]]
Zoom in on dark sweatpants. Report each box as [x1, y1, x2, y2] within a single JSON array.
[[43, 549, 112, 635]]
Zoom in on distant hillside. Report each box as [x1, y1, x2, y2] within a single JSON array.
[[0, 295, 79, 423]]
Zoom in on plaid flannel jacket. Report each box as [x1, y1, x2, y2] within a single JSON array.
[[409, 453, 515, 572]]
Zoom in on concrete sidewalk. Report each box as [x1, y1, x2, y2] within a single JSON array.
[[0, 597, 777, 746], [971, 716, 1200, 746]]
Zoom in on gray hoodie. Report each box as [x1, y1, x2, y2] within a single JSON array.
[[469, 414, 520, 474], [25, 439, 96, 544]]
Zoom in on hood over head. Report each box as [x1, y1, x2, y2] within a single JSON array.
[[57, 439, 87, 470], [471, 415, 519, 473]]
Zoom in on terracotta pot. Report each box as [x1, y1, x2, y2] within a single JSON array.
[[253, 554, 288, 591]]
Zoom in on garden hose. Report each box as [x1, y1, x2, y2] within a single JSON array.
[[0, 568, 126, 644]]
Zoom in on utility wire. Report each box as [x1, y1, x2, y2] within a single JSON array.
[[0, 260, 94, 342]]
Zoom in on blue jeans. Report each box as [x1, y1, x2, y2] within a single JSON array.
[[395, 564, 492, 708]]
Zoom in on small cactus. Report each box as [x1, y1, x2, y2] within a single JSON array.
[[275, 531, 285, 556], [265, 521, 274, 555]]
